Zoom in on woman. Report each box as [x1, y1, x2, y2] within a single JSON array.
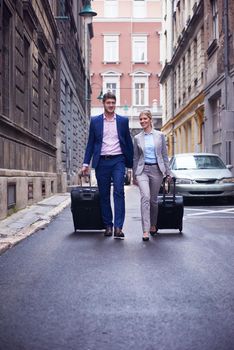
[[133, 110, 171, 241]]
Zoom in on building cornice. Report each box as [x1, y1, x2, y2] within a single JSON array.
[[159, 62, 172, 83], [94, 18, 161, 23], [0, 114, 56, 157], [171, 0, 204, 66], [161, 92, 205, 132], [40, 0, 60, 37], [204, 73, 226, 96], [160, 0, 204, 80], [172, 92, 204, 124]]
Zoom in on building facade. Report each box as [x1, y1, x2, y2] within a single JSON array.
[[203, 0, 234, 171], [160, 0, 205, 156], [0, 0, 59, 219], [90, 0, 162, 134], [0, 0, 92, 219], [51, 0, 93, 188]]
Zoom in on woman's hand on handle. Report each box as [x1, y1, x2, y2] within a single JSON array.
[[165, 174, 172, 183]]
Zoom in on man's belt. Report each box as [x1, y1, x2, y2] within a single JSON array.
[[100, 154, 122, 160]]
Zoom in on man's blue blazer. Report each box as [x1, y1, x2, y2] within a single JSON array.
[[84, 114, 133, 169]]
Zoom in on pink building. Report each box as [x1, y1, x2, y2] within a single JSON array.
[[90, 0, 162, 132]]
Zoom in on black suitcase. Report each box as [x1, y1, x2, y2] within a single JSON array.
[[71, 175, 105, 231], [156, 177, 184, 233]]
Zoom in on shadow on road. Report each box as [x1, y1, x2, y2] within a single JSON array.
[[152, 232, 185, 239], [184, 197, 234, 206], [67, 230, 104, 239]]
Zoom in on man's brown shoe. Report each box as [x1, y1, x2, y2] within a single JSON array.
[[114, 227, 125, 240], [104, 226, 113, 236]]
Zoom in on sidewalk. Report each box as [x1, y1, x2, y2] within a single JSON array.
[[0, 193, 71, 255]]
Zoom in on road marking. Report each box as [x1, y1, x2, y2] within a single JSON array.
[[186, 207, 234, 217], [187, 216, 234, 219], [185, 208, 212, 212]]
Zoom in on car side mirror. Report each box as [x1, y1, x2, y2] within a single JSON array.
[[226, 164, 233, 170]]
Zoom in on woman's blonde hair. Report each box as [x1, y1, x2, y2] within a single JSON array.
[[139, 110, 152, 120]]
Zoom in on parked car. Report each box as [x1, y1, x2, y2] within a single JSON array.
[[169, 153, 234, 199]]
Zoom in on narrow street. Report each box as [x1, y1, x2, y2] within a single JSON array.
[[0, 186, 234, 350]]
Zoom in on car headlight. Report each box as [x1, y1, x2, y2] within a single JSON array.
[[176, 178, 192, 184], [218, 177, 234, 184]]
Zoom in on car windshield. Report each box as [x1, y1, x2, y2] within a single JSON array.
[[172, 155, 226, 170]]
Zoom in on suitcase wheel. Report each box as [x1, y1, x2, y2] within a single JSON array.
[[179, 226, 183, 233]]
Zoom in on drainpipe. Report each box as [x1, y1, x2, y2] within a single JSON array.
[[224, 0, 229, 110], [171, 0, 175, 156]]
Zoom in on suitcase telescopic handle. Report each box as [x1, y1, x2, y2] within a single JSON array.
[[78, 173, 92, 187], [162, 176, 176, 203]]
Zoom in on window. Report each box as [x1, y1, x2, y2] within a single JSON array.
[[104, 0, 118, 17], [133, 0, 146, 18], [165, 82, 168, 118], [2, 3, 12, 117], [106, 82, 117, 96], [177, 64, 181, 106], [28, 182, 33, 200], [211, 0, 218, 40], [187, 48, 191, 92], [135, 83, 145, 105], [104, 35, 119, 63], [164, 31, 168, 60], [51, 181, 54, 194], [132, 36, 147, 63], [174, 71, 177, 109], [182, 56, 186, 99], [24, 37, 31, 129], [7, 183, 16, 209], [41, 181, 46, 197], [193, 38, 197, 83], [58, 0, 68, 17], [38, 60, 43, 136], [212, 96, 221, 132], [131, 71, 150, 106], [101, 71, 121, 105], [49, 0, 57, 14]]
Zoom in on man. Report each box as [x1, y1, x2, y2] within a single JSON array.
[[82, 92, 133, 239]]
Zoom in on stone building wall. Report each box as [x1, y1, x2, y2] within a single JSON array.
[[203, 0, 234, 170], [0, 0, 59, 219]]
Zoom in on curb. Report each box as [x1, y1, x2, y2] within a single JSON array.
[[0, 197, 71, 256]]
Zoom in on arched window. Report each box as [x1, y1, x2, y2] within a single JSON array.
[[101, 71, 122, 106]]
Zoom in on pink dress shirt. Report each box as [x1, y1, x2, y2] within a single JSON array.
[[101, 114, 122, 155]]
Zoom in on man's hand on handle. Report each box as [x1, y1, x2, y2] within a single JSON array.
[[81, 165, 90, 176]]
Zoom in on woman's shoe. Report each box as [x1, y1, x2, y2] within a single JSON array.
[[150, 225, 157, 236], [142, 232, 149, 241]]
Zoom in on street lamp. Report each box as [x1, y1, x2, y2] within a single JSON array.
[[79, 0, 97, 144], [97, 90, 103, 100], [90, 83, 103, 101], [79, 0, 97, 18]]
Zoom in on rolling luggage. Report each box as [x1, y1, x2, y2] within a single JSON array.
[[156, 177, 184, 233], [71, 175, 105, 231]]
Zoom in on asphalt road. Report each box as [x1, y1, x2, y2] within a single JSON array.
[[0, 186, 234, 350]]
